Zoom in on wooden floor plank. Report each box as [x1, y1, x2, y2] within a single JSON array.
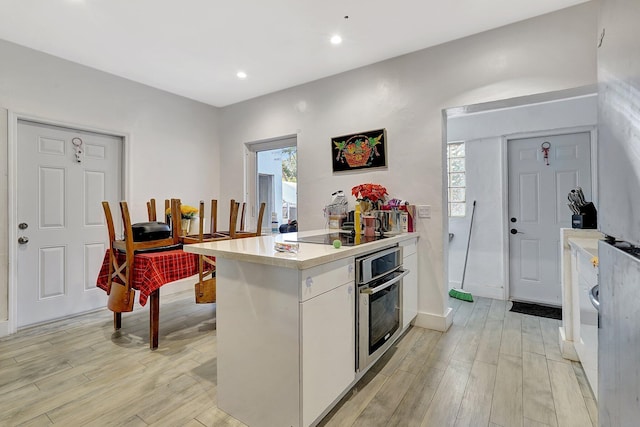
[[521, 315, 545, 356], [487, 299, 508, 321], [454, 360, 497, 427], [419, 359, 472, 427], [195, 407, 248, 427], [451, 298, 491, 364], [475, 319, 503, 366], [0, 291, 600, 427], [352, 369, 417, 427], [320, 370, 388, 427], [499, 312, 522, 357], [547, 360, 593, 427], [451, 300, 475, 327], [490, 353, 523, 427], [539, 318, 568, 364], [386, 365, 446, 427], [425, 325, 465, 370], [522, 351, 558, 427]]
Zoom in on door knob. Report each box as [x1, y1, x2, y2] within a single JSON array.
[[510, 217, 517, 223], [510, 228, 523, 235], [18, 236, 29, 244]]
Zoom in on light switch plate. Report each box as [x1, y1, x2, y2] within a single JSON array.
[[418, 205, 431, 218]]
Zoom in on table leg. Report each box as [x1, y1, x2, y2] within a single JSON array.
[[150, 289, 160, 350], [113, 312, 122, 330]]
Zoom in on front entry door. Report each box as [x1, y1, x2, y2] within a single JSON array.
[[508, 132, 592, 305], [17, 120, 122, 327]]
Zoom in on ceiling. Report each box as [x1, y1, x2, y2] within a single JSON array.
[[0, 0, 589, 107]]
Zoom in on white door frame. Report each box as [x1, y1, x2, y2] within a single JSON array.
[[244, 133, 297, 225], [7, 111, 130, 334], [501, 125, 597, 301]]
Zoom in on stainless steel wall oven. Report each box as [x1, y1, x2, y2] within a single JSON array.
[[356, 246, 408, 371]]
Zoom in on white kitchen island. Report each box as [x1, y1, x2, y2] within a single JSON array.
[[184, 231, 418, 427]]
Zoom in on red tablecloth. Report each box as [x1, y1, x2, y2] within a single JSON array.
[[96, 249, 202, 306]]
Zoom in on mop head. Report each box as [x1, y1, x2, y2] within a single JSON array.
[[449, 288, 473, 302]]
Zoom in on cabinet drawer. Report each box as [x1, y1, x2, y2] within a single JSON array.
[[576, 251, 598, 287], [300, 257, 355, 302], [400, 238, 417, 257]]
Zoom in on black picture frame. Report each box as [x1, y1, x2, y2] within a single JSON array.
[[331, 129, 387, 172]]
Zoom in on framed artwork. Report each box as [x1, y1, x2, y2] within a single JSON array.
[[332, 129, 387, 172]]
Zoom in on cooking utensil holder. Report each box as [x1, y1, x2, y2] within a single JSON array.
[[572, 202, 597, 229]]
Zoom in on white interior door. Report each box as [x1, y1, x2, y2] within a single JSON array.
[[508, 132, 591, 305], [17, 120, 122, 327]]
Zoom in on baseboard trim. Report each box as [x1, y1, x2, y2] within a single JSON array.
[[413, 307, 453, 332], [559, 326, 579, 361], [0, 320, 9, 338]]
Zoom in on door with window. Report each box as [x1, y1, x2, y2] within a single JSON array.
[[16, 120, 122, 327], [508, 132, 592, 305], [246, 135, 297, 233]]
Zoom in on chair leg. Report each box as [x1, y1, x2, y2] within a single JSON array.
[[113, 312, 122, 330]]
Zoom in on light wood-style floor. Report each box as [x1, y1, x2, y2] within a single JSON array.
[[0, 292, 596, 427]]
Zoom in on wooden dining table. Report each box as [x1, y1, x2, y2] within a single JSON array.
[[96, 248, 209, 349]]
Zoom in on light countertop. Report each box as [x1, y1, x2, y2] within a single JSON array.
[[183, 229, 418, 270], [568, 237, 601, 258]]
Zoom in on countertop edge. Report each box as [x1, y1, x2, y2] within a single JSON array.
[[184, 232, 419, 270]]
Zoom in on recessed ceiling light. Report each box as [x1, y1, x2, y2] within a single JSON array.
[[236, 71, 247, 79], [330, 35, 342, 45]]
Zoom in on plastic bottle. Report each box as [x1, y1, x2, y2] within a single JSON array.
[[354, 203, 361, 244], [271, 212, 278, 233]]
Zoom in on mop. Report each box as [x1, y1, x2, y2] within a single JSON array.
[[449, 200, 476, 302]]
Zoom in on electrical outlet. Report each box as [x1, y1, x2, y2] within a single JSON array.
[[418, 205, 431, 218]]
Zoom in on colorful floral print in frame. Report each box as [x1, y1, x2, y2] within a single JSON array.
[[332, 129, 387, 172]]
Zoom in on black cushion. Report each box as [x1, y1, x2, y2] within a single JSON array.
[[130, 222, 171, 242]]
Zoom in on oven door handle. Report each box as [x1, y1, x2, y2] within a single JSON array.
[[360, 269, 409, 295]]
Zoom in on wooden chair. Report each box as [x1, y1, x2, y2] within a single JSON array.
[[180, 200, 230, 303], [239, 202, 246, 231], [227, 201, 266, 239], [147, 198, 172, 224], [101, 199, 181, 316], [147, 198, 157, 221]]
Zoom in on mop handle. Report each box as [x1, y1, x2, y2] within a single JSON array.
[[460, 200, 476, 290]]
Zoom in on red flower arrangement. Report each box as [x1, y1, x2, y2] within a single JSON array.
[[352, 184, 388, 207]]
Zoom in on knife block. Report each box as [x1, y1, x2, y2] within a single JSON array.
[[572, 202, 597, 229]]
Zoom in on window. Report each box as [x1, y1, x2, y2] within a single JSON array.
[[447, 141, 466, 217]]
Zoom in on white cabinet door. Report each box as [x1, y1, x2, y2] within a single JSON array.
[[403, 251, 418, 329], [301, 281, 355, 426]]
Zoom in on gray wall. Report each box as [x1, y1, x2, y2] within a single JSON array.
[[0, 39, 220, 330], [217, 2, 598, 326], [0, 109, 7, 329]]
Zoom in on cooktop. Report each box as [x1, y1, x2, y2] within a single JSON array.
[[286, 232, 387, 246]]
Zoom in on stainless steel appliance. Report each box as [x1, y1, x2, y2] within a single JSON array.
[[372, 210, 403, 235], [356, 246, 408, 371], [287, 232, 387, 246], [597, 1, 640, 424]]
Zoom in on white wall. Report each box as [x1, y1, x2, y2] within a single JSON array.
[[448, 137, 505, 299], [218, 3, 598, 330], [447, 94, 598, 300], [0, 39, 220, 329]]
